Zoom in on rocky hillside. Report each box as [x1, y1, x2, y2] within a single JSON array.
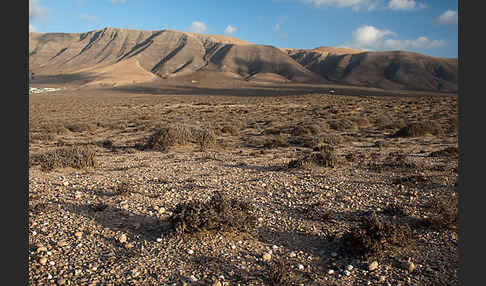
[[29, 27, 457, 92]]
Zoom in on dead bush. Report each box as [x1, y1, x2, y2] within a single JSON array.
[[221, 125, 239, 136], [267, 259, 292, 286], [429, 146, 458, 158], [263, 136, 290, 149], [288, 150, 340, 169], [414, 195, 458, 231], [145, 124, 197, 151], [327, 118, 357, 131], [196, 128, 216, 151], [65, 123, 97, 133], [113, 182, 131, 196], [341, 212, 413, 258], [30, 145, 98, 172], [391, 121, 443, 138], [291, 124, 321, 137], [168, 191, 256, 236]]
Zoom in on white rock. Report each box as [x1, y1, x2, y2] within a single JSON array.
[[346, 265, 353, 271], [263, 253, 272, 261], [272, 245, 279, 250], [330, 252, 338, 257], [190, 275, 197, 282], [156, 238, 163, 242], [187, 249, 194, 254], [289, 251, 297, 258], [344, 270, 351, 276], [368, 261, 379, 271], [328, 269, 335, 275], [297, 264, 304, 270]]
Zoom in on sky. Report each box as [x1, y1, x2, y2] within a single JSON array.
[[29, 0, 458, 58]]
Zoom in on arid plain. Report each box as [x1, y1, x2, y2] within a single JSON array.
[[29, 28, 458, 286]]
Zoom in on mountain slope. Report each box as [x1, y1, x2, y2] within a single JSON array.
[[29, 28, 457, 92], [29, 27, 322, 85], [287, 48, 457, 92]]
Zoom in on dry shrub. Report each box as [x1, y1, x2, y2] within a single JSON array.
[[429, 146, 458, 158], [391, 121, 443, 138], [267, 259, 292, 286], [168, 191, 256, 236], [341, 212, 413, 258], [368, 154, 417, 173], [221, 125, 239, 136], [65, 123, 97, 133], [288, 150, 340, 169], [30, 145, 98, 172], [146, 124, 216, 151], [29, 132, 55, 142], [263, 136, 290, 149], [414, 195, 458, 231], [196, 128, 216, 151], [319, 134, 345, 145], [291, 124, 321, 137], [114, 182, 131, 196], [327, 118, 357, 131]]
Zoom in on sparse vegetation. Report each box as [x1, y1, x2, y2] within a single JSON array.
[[168, 191, 256, 236], [341, 212, 413, 258], [288, 150, 340, 169], [392, 121, 443, 138], [30, 145, 98, 172]]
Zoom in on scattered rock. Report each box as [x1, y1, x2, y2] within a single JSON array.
[[119, 234, 127, 243], [74, 231, 83, 239], [39, 257, 47, 265], [263, 253, 272, 261], [368, 261, 379, 271]]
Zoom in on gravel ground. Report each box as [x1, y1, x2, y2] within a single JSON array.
[[29, 91, 458, 285]]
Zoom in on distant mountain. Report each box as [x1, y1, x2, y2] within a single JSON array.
[[29, 27, 457, 92]]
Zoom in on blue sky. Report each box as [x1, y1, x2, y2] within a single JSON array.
[[29, 0, 458, 58]]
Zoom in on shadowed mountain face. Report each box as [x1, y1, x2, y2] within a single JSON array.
[[29, 27, 457, 92], [286, 48, 458, 92]]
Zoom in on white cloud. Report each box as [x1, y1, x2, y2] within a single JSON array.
[[224, 25, 237, 34], [349, 25, 445, 51], [79, 13, 99, 24], [301, 0, 380, 11], [436, 10, 458, 25], [188, 21, 208, 33], [108, 0, 126, 4], [29, 24, 36, 32], [387, 0, 425, 10], [29, 0, 50, 21]]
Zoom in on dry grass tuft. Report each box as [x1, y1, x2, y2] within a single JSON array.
[[288, 150, 340, 169], [392, 121, 443, 138], [30, 145, 98, 172]]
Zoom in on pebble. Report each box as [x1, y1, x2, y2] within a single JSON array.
[[39, 257, 48, 265], [119, 234, 127, 243], [156, 238, 163, 242], [63, 181, 69, 186], [328, 269, 335, 275], [263, 253, 272, 261], [189, 275, 197, 282], [49, 261, 56, 266], [346, 265, 353, 271], [272, 245, 279, 251], [344, 270, 351, 276], [57, 278, 66, 285], [368, 261, 379, 271], [187, 249, 194, 254], [289, 251, 297, 258], [57, 240, 69, 247], [297, 264, 304, 270], [212, 281, 222, 286], [74, 232, 83, 239], [37, 246, 48, 253], [330, 252, 338, 257]]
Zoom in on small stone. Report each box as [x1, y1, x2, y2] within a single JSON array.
[[344, 270, 351, 276], [187, 249, 194, 254], [156, 238, 163, 242], [330, 252, 338, 257], [212, 281, 222, 286], [263, 253, 272, 261], [57, 240, 69, 247], [47, 274, 52, 279], [37, 246, 48, 253], [379, 276, 386, 282], [49, 261, 56, 266], [257, 217, 263, 222], [408, 262, 417, 273], [272, 245, 279, 251], [297, 264, 304, 270], [328, 269, 335, 275], [119, 234, 127, 243], [346, 265, 353, 271], [368, 261, 379, 271], [289, 251, 297, 258], [57, 278, 66, 285], [74, 231, 83, 239], [39, 257, 48, 265], [189, 275, 197, 282], [63, 181, 69, 186]]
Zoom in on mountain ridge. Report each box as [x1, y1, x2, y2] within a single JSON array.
[[29, 27, 458, 92]]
